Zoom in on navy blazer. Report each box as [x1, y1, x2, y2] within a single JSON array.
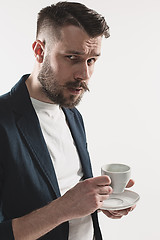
[[0, 75, 103, 239]]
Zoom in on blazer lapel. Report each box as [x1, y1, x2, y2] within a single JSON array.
[[10, 75, 61, 198], [63, 108, 93, 179]]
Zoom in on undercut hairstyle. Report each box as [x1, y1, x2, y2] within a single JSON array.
[[36, 1, 110, 40]]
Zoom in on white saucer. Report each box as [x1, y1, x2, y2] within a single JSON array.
[[100, 190, 140, 211]]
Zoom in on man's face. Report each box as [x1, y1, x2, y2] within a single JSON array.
[[38, 25, 102, 108]]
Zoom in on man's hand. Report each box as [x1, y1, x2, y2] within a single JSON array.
[[60, 176, 113, 220], [102, 179, 136, 219]]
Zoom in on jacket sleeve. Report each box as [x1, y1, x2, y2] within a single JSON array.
[[0, 221, 15, 239], [0, 122, 15, 239], [0, 166, 15, 239]]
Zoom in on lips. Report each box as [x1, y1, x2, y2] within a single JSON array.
[[68, 87, 83, 95], [63, 80, 89, 96]]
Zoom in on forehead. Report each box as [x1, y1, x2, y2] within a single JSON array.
[[53, 25, 102, 55]]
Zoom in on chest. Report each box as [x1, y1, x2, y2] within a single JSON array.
[[35, 107, 83, 195]]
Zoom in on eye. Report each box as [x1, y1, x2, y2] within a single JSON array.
[[87, 58, 96, 66], [66, 55, 78, 60]]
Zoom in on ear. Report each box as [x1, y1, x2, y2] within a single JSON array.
[[32, 40, 45, 63]]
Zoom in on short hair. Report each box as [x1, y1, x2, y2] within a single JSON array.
[[36, 1, 110, 40]]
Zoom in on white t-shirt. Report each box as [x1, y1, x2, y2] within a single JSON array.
[[31, 98, 94, 240]]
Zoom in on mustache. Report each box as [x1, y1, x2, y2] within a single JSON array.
[[64, 81, 90, 92]]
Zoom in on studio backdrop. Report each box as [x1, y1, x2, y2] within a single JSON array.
[[0, 0, 160, 239]]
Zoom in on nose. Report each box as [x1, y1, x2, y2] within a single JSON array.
[[74, 63, 91, 81]]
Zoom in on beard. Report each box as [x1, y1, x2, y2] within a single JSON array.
[[37, 57, 89, 108]]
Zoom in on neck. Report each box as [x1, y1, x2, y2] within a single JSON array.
[[26, 68, 53, 104]]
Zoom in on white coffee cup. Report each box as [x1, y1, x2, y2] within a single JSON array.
[[101, 163, 131, 194]]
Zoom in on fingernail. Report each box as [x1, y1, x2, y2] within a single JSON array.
[[109, 186, 113, 193]]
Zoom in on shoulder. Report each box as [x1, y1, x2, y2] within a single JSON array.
[[0, 92, 11, 115]]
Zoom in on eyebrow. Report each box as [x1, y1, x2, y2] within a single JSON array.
[[64, 50, 101, 57]]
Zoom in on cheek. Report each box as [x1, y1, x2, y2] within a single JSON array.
[[57, 67, 73, 81], [89, 65, 95, 78], [51, 61, 73, 79], [50, 55, 63, 73]]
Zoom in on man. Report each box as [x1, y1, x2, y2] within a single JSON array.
[[0, 2, 135, 239]]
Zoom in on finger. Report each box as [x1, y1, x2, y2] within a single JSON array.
[[99, 194, 110, 202], [98, 185, 113, 195], [110, 205, 136, 216], [102, 210, 123, 219], [128, 205, 136, 211], [126, 179, 135, 188], [93, 175, 111, 186], [110, 209, 129, 216]]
